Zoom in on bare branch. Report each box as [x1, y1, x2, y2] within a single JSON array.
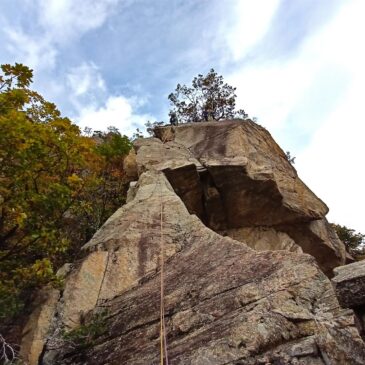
[[0, 333, 21, 364]]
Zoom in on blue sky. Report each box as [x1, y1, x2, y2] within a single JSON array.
[[1, 0, 364, 233]]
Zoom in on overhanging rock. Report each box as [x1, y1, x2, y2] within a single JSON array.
[[154, 120, 346, 275]]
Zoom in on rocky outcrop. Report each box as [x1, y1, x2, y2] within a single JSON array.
[[20, 120, 362, 364], [278, 219, 346, 276], [333, 261, 365, 308], [153, 121, 345, 275], [154, 120, 328, 225], [332, 261, 365, 339]]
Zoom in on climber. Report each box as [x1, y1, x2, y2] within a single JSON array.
[[202, 108, 208, 121], [169, 111, 178, 126]]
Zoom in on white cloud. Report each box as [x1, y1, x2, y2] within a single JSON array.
[[67, 62, 106, 96], [296, 90, 364, 233], [2, 0, 125, 70], [227, 60, 315, 130], [76, 95, 154, 136], [37, 0, 122, 43], [67, 62, 152, 136], [226, 1, 362, 136], [224, 0, 281, 61], [225, 0, 365, 232], [226, 5, 351, 133], [4, 28, 57, 70], [295, 0, 365, 233]]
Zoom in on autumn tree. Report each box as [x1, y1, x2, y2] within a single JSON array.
[[0, 64, 132, 320], [70, 127, 132, 242], [168, 68, 247, 123]]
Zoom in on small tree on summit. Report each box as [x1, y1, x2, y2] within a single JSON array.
[[332, 224, 365, 256], [168, 69, 247, 124]]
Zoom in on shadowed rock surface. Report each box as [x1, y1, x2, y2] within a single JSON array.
[[20, 120, 364, 364]]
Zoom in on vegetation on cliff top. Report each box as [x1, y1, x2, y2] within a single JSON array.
[[0, 63, 132, 322], [168, 68, 247, 123], [145, 68, 248, 134], [332, 224, 365, 257]]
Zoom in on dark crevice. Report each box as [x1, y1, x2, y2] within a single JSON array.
[[351, 305, 365, 341], [163, 163, 228, 231], [198, 168, 228, 230]]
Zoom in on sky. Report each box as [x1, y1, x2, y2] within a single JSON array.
[[0, 0, 364, 233]]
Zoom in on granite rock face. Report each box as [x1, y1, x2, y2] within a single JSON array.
[[332, 261, 365, 339], [154, 121, 346, 275], [222, 226, 301, 253], [20, 121, 363, 365], [19, 287, 60, 365], [333, 261, 365, 308]]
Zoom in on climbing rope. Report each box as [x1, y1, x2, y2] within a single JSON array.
[[156, 125, 237, 363], [159, 176, 169, 365]]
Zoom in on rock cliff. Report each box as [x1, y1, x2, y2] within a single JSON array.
[[20, 120, 365, 364], [332, 260, 365, 339]]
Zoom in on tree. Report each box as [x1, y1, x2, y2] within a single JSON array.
[[85, 127, 132, 235], [168, 68, 247, 123], [332, 224, 365, 256], [0, 63, 96, 318], [144, 120, 164, 136], [0, 64, 132, 321]]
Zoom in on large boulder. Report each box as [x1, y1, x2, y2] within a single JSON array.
[[333, 261, 365, 308], [332, 261, 365, 340], [154, 121, 346, 274], [155, 120, 328, 225]]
